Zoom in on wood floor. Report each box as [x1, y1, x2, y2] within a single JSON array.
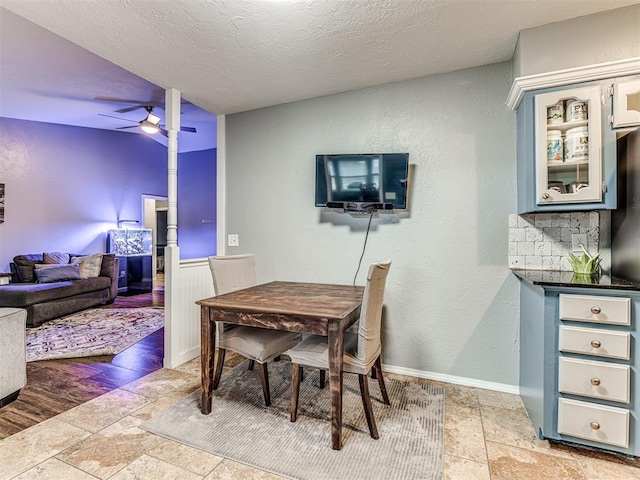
[[0, 278, 165, 440]]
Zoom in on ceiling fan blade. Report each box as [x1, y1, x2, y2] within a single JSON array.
[[115, 105, 146, 114], [159, 124, 197, 133], [98, 113, 138, 123], [116, 125, 140, 130]]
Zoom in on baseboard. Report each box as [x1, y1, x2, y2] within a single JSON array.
[[164, 345, 200, 369], [382, 363, 520, 395]]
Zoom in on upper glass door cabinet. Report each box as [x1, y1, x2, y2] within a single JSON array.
[[535, 86, 602, 206]]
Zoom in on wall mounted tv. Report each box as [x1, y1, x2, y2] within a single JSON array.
[[315, 153, 409, 212]]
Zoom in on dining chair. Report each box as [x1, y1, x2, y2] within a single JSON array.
[[208, 254, 302, 406], [286, 260, 392, 439]]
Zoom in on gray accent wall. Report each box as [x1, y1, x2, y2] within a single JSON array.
[[514, 5, 640, 78], [225, 62, 520, 386]]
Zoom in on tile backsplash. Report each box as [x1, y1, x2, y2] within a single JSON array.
[[509, 212, 600, 271]]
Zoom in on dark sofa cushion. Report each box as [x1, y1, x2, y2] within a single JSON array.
[[0, 276, 112, 308], [35, 264, 81, 283], [13, 254, 44, 283]]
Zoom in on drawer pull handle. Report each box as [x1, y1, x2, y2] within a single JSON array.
[[591, 306, 602, 314], [590, 378, 601, 386], [590, 340, 602, 349], [590, 422, 601, 430]]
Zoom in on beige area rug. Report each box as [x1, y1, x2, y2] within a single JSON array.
[[26, 308, 164, 362], [141, 360, 444, 480]]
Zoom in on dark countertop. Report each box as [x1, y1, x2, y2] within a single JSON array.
[[511, 269, 640, 291]]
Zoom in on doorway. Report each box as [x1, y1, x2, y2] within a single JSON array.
[[142, 194, 168, 285]]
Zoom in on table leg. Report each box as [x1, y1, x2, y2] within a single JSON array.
[[327, 321, 344, 450], [200, 306, 215, 414]]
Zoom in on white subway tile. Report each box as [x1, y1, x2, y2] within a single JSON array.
[[525, 256, 543, 269], [535, 241, 552, 256], [518, 242, 534, 256], [526, 228, 543, 242], [509, 256, 525, 268]]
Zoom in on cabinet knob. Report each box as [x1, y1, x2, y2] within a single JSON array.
[[590, 306, 602, 315], [542, 193, 551, 200], [590, 340, 602, 349], [590, 422, 601, 431], [590, 378, 601, 386]]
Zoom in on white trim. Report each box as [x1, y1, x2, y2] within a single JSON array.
[[170, 345, 201, 369], [216, 115, 226, 256], [179, 257, 209, 267], [506, 57, 640, 110], [383, 363, 520, 395]]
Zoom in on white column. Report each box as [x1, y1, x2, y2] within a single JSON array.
[[165, 88, 181, 246], [164, 88, 180, 368]]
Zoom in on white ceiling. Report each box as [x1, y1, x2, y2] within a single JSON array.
[[1, 0, 638, 152]]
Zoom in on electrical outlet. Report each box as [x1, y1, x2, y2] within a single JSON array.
[[571, 233, 587, 252], [227, 234, 239, 247]]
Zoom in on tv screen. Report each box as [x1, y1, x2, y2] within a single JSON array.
[[315, 153, 409, 210]]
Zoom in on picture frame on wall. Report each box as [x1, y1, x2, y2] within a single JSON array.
[[0, 183, 4, 224]]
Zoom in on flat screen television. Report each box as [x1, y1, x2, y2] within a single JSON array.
[[315, 153, 409, 211]]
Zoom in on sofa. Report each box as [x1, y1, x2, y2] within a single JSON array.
[[0, 253, 119, 327], [0, 308, 27, 408]]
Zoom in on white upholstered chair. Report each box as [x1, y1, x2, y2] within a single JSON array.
[[208, 254, 301, 406], [286, 260, 392, 439]]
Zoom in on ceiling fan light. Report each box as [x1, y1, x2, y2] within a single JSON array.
[[146, 112, 161, 125], [140, 120, 160, 134]]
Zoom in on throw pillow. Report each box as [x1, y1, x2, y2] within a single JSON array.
[[43, 252, 70, 264], [13, 255, 40, 283], [35, 264, 81, 283], [71, 253, 103, 278]]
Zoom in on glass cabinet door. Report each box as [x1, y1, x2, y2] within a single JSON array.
[[535, 86, 602, 205]]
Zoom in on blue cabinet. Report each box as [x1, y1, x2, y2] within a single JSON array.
[[516, 80, 618, 214], [519, 280, 640, 455]]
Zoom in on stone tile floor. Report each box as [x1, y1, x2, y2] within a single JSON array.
[[1, 356, 639, 480]]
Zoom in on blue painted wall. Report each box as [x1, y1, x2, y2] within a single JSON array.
[[178, 148, 217, 259], [0, 117, 216, 271]]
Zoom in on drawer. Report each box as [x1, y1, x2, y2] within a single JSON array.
[[558, 357, 630, 403], [559, 294, 630, 325], [558, 398, 629, 448], [559, 325, 631, 360]]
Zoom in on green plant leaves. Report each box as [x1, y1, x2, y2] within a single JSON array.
[[567, 252, 602, 274]]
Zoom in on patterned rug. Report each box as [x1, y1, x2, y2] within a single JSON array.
[[26, 308, 164, 362], [142, 360, 445, 480]]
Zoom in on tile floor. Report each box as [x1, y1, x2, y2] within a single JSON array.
[[1, 357, 639, 480]]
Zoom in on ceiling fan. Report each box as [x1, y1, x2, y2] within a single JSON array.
[[98, 105, 197, 137]]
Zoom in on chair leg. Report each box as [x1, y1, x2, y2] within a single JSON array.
[[319, 369, 326, 389], [212, 348, 226, 390], [373, 356, 390, 405], [257, 362, 271, 406], [358, 374, 379, 439], [248, 359, 255, 370], [290, 363, 301, 422]]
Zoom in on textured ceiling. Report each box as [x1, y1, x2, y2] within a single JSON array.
[[1, 0, 638, 152]]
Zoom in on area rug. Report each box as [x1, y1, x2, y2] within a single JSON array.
[[141, 360, 444, 480], [26, 308, 164, 362]]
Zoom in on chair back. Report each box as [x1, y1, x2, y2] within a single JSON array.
[[356, 260, 391, 364], [208, 254, 257, 295]]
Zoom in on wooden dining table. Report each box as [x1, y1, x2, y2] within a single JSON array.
[[197, 280, 365, 450]]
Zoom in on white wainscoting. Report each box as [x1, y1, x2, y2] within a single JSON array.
[[164, 246, 214, 368]]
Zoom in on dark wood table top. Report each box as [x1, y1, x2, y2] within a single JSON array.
[[197, 281, 365, 319]]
